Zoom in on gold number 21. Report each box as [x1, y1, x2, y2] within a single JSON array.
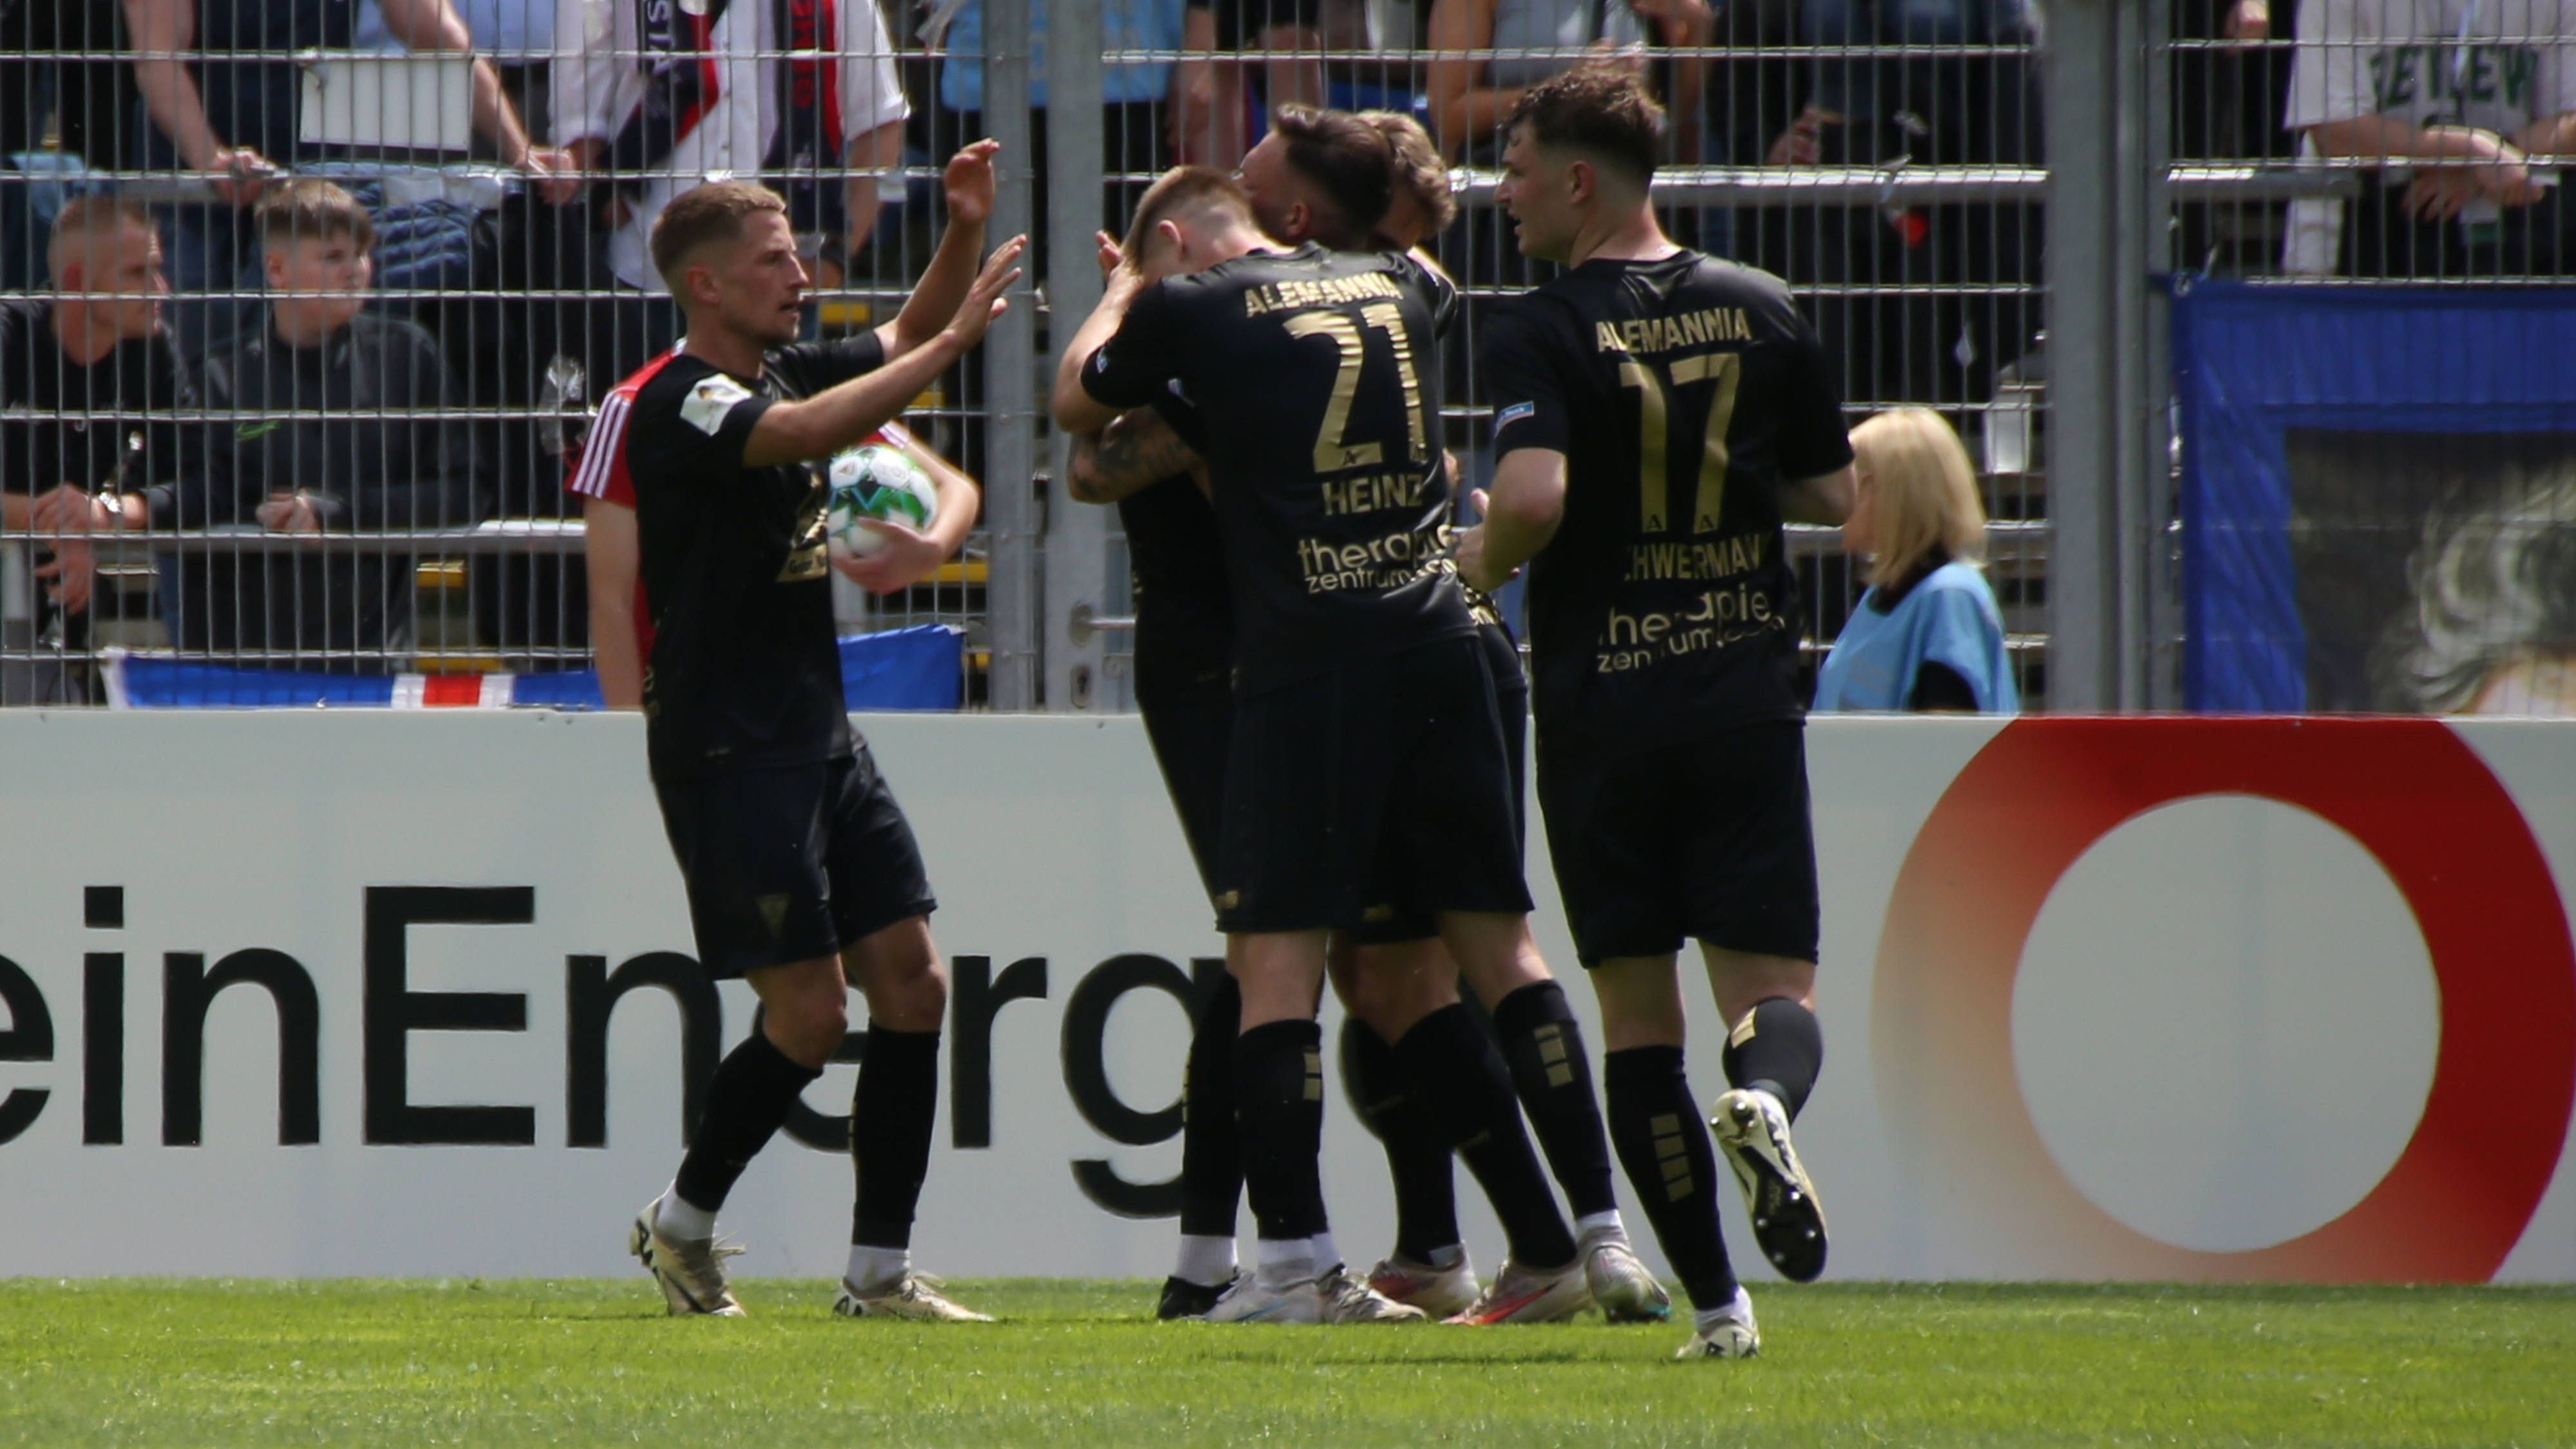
[[1283, 303, 1429, 475], [1618, 352, 1743, 534]]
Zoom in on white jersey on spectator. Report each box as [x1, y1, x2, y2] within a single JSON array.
[[2287, 0, 2576, 147], [553, 0, 910, 289]]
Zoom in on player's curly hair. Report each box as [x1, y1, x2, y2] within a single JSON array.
[[1359, 109, 1458, 244], [2374, 453, 2576, 712], [1506, 64, 1667, 186], [650, 179, 788, 292], [1270, 104, 1397, 251]]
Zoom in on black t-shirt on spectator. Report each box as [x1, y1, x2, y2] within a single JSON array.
[[1081, 243, 1472, 694], [0, 298, 199, 499], [1482, 251, 1853, 755], [623, 332, 886, 782]]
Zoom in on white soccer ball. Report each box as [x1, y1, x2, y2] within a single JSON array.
[[825, 442, 939, 562]]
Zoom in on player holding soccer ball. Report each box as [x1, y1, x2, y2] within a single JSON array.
[[583, 150, 1023, 1320], [1455, 67, 1856, 1360]]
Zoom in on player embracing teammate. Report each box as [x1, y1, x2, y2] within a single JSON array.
[[1062, 109, 1662, 1329], [1458, 67, 1855, 1358], [1055, 128, 1660, 1326]]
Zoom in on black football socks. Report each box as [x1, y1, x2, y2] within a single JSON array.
[[1234, 1019, 1330, 1284], [671, 1030, 822, 1227], [850, 1025, 941, 1265], [1492, 981, 1620, 1220], [1175, 972, 1245, 1287], [1340, 1016, 1463, 1265], [1604, 1045, 1739, 1309], [1721, 997, 1825, 1119], [1394, 1003, 1578, 1269]]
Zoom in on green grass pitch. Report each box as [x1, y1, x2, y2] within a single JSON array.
[[3, 1280, 2571, 1446]]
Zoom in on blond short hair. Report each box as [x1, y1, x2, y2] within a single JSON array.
[[1851, 408, 1987, 590]]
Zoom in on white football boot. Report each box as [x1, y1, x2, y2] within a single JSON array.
[[1365, 1252, 1480, 1319], [1316, 1265, 1430, 1323], [628, 1202, 746, 1317], [1676, 1287, 1761, 1359], [831, 1273, 995, 1321], [1203, 1272, 1326, 1324], [1711, 1087, 1829, 1283], [1579, 1230, 1674, 1323], [1444, 1257, 1592, 1325]]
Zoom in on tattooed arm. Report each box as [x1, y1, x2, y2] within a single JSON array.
[[1065, 410, 1206, 505]]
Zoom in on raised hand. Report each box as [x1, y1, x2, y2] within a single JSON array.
[[948, 235, 1028, 347], [944, 139, 1003, 227]]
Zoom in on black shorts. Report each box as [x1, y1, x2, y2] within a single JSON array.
[[1137, 656, 1234, 904], [653, 746, 938, 980], [1345, 623, 1528, 946], [1197, 0, 1326, 49], [1537, 719, 1819, 966], [1217, 633, 1533, 936]]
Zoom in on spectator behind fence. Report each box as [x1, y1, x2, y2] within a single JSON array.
[[3, 199, 200, 666], [1, 0, 135, 293], [1425, 0, 1710, 164], [936, 0, 1191, 249], [553, 0, 911, 316], [171, 181, 484, 665], [1812, 408, 2018, 713], [2285, 0, 2576, 278], [1174, 1, 1328, 166], [121, 0, 574, 350], [1769, 0, 2041, 410]]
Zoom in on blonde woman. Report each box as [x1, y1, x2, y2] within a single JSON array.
[[1813, 409, 2018, 713]]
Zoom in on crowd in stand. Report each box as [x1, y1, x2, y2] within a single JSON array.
[[0, 0, 2571, 689]]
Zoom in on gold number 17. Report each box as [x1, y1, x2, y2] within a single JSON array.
[[1618, 352, 1742, 534]]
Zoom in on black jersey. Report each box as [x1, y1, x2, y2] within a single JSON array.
[[1481, 251, 1853, 753], [621, 332, 886, 782], [1117, 473, 1233, 696], [1081, 243, 1475, 694]]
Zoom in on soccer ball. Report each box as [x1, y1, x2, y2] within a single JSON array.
[[825, 442, 938, 561]]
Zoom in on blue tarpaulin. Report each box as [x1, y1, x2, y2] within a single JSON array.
[[105, 624, 965, 712], [2172, 279, 2576, 710]]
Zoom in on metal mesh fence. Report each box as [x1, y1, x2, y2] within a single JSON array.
[[6, 1, 2564, 711], [1095, 0, 2054, 708], [2154, 0, 2576, 715]]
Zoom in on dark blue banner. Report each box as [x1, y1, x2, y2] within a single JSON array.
[[2172, 279, 2576, 712]]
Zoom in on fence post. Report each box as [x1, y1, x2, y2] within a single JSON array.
[[982, 0, 1041, 708], [2043, 0, 2159, 710], [1043, 3, 1111, 712]]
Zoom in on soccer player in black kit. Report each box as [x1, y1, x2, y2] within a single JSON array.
[[1081, 113, 1661, 1329], [614, 177, 1024, 1320], [1055, 167, 1640, 1326], [1457, 68, 1858, 1360]]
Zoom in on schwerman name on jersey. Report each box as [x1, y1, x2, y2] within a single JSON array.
[[1595, 307, 1754, 355]]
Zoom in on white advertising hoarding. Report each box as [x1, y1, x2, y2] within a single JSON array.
[[0, 712, 2568, 1283]]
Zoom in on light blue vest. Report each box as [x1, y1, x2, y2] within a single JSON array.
[[1813, 561, 2018, 713]]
